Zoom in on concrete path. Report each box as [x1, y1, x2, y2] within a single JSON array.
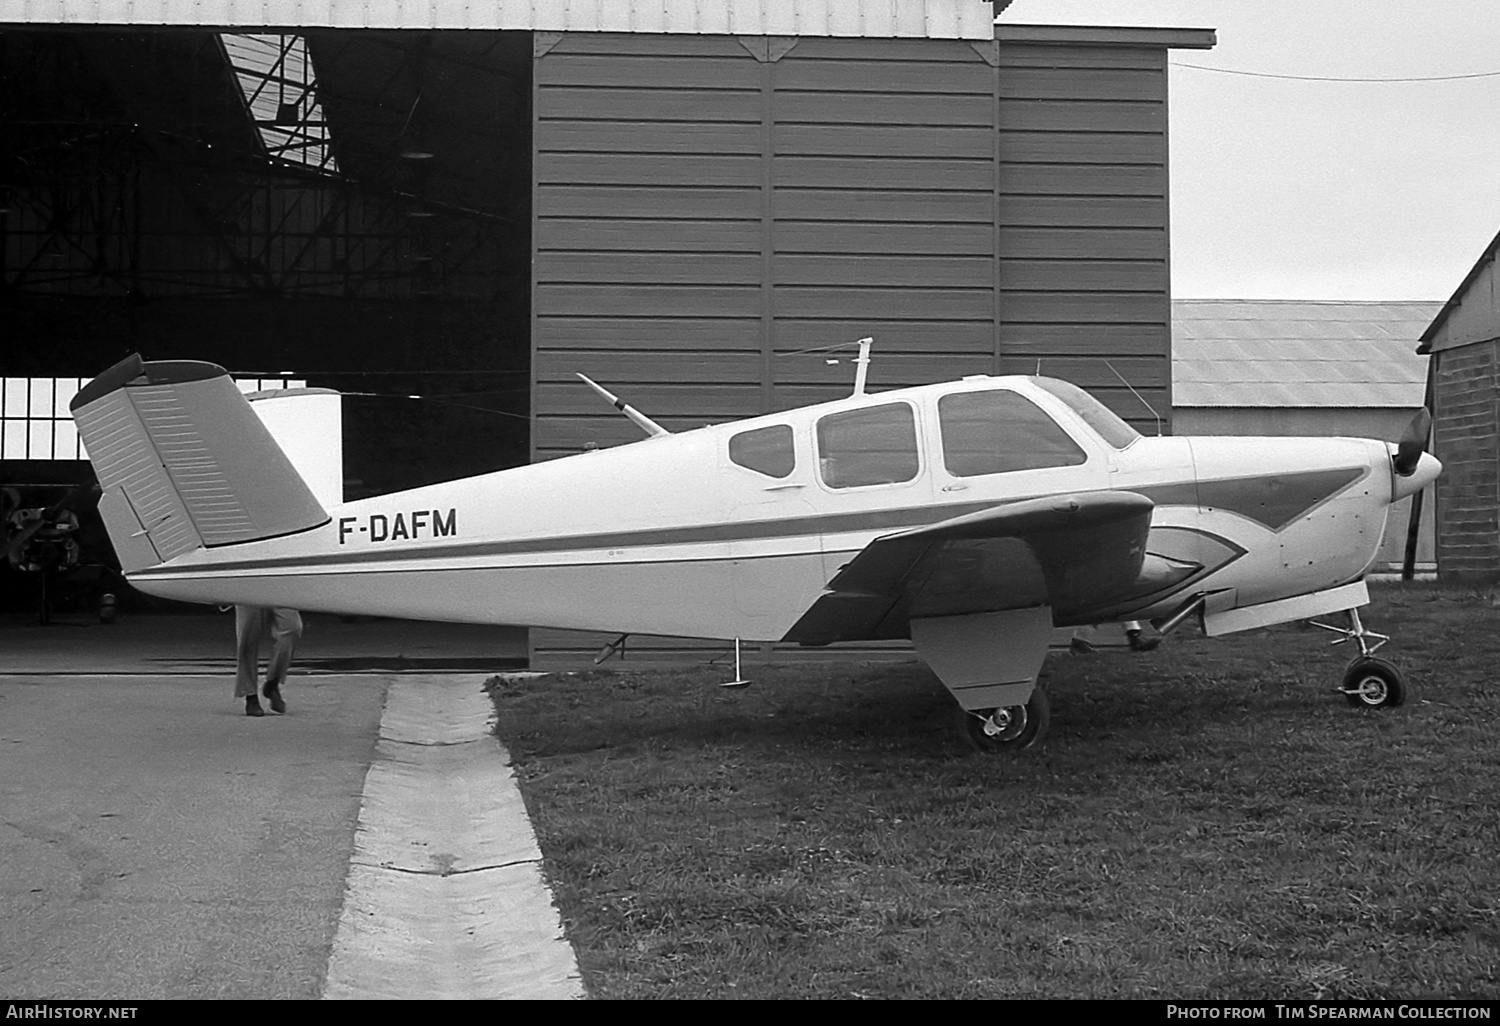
[[323, 676, 583, 999]]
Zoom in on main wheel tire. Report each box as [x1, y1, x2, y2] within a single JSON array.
[[959, 685, 1051, 754], [1342, 656, 1407, 708]]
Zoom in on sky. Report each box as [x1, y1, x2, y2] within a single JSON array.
[[1002, 1, 1500, 301]]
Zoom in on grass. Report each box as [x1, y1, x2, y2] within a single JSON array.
[[488, 582, 1500, 999]]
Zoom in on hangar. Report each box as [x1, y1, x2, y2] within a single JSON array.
[[0, 1, 1215, 657]]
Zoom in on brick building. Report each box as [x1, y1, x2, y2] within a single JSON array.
[[1418, 228, 1500, 578]]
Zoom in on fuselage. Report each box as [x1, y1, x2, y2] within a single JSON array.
[[127, 374, 1438, 642]]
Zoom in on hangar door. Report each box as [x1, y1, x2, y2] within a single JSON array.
[[530, 31, 1001, 461]]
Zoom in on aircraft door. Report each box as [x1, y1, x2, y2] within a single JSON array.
[[810, 400, 935, 581], [722, 423, 828, 639]]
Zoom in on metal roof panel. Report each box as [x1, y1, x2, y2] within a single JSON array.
[[1173, 300, 1440, 408], [5, 0, 999, 38]]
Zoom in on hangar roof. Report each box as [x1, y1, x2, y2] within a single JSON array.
[[1173, 299, 1440, 409], [3, 0, 999, 39]]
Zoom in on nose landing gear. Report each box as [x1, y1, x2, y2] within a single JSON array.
[[1310, 607, 1408, 708], [1340, 657, 1406, 708]]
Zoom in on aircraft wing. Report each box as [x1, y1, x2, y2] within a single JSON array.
[[784, 491, 1195, 644]]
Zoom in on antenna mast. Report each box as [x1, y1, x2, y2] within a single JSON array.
[[852, 337, 873, 397], [575, 374, 671, 438]]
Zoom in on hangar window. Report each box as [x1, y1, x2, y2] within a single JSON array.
[[816, 403, 919, 489], [729, 425, 795, 479], [938, 390, 1087, 477], [2, 378, 86, 461], [222, 34, 337, 173], [235, 378, 308, 395], [0, 377, 305, 462]]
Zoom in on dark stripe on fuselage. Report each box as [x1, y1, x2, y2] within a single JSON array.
[[135, 499, 1006, 576], [132, 467, 1368, 578], [1137, 466, 1367, 533]]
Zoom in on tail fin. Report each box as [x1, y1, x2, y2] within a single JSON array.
[[70, 355, 329, 573], [245, 387, 344, 510]]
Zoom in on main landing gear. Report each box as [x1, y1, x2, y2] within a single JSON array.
[[959, 685, 1051, 754], [1310, 607, 1408, 708]]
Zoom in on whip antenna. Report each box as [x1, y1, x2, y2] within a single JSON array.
[[1104, 361, 1163, 437], [576, 374, 670, 438]]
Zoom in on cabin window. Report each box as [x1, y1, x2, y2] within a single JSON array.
[[729, 424, 796, 479], [816, 403, 919, 489], [1030, 377, 1141, 449], [938, 390, 1087, 477]]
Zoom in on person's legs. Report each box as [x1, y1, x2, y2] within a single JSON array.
[[261, 608, 303, 713], [235, 605, 268, 715]]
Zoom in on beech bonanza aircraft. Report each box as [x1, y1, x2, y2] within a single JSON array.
[[70, 351, 1440, 752]]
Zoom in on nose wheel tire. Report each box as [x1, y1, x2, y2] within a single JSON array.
[[959, 685, 1051, 754], [1341, 656, 1407, 708]]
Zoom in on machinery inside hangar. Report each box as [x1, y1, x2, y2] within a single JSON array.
[[1, 26, 537, 614]]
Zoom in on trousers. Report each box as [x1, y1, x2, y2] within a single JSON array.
[[234, 605, 304, 698]]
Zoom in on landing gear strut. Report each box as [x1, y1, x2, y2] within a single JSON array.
[[1310, 607, 1409, 708], [959, 685, 1051, 753]]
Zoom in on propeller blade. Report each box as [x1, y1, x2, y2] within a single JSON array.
[[1393, 407, 1432, 477]]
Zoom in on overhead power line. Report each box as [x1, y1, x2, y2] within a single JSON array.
[[1171, 61, 1500, 83]]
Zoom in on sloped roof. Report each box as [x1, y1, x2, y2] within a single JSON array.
[[1173, 299, 1440, 408], [1417, 226, 1500, 354]]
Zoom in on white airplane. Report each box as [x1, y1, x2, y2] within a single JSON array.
[[69, 350, 1440, 752]]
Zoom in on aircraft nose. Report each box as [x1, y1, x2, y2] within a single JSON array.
[[1392, 450, 1441, 502]]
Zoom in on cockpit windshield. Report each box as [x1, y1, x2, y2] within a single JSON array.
[[1029, 377, 1141, 450]]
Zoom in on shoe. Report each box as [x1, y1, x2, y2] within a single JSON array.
[[263, 681, 286, 714], [245, 696, 265, 717]]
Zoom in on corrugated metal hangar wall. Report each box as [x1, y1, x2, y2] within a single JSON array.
[[533, 26, 1212, 458]]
